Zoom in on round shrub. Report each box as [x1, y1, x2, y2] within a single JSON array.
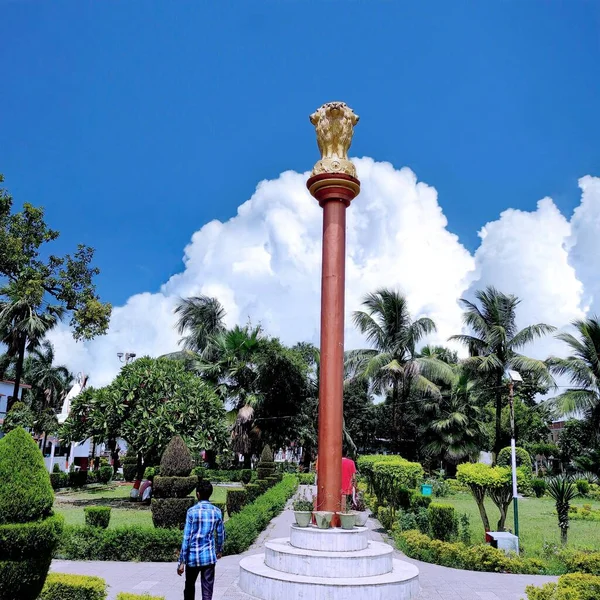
[[497, 446, 532, 474], [577, 479, 591, 496], [123, 463, 137, 482], [241, 469, 252, 484], [85, 507, 111, 529], [0, 428, 54, 524], [428, 502, 458, 542], [39, 573, 106, 600], [532, 478, 547, 498], [153, 476, 197, 498], [0, 428, 63, 600], [160, 436, 193, 477], [98, 465, 113, 484]]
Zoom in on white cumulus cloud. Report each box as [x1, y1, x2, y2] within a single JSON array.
[[48, 159, 599, 388]]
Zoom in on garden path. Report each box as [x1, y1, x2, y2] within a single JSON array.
[[51, 486, 558, 600]]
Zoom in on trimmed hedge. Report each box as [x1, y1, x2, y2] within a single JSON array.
[[428, 503, 457, 542], [297, 473, 314, 485], [245, 483, 260, 502], [98, 466, 113, 484], [123, 463, 137, 482], [39, 573, 106, 600], [84, 507, 111, 529], [69, 470, 89, 488], [223, 474, 298, 555], [226, 488, 248, 515], [525, 573, 600, 600], [50, 472, 69, 490], [153, 476, 197, 498], [0, 428, 63, 600], [56, 525, 182, 561], [256, 479, 269, 495], [240, 469, 252, 484], [151, 497, 194, 529]]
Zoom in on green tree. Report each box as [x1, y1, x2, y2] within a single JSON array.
[[343, 378, 376, 453], [450, 286, 555, 456], [548, 317, 600, 440], [1, 401, 34, 433], [175, 295, 226, 355], [347, 289, 453, 452], [0, 175, 111, 406]]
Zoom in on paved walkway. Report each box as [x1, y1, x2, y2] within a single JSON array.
[[52, 487, 557, 600]]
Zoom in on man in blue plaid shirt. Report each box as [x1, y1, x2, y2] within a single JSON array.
[[177, 480, 225, 600]]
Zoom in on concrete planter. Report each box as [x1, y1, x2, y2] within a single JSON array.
[[314, 511, 334, 529], [352, 510, 369, 527], [339, 512, 356, 530], [293, 511, 313, 528]]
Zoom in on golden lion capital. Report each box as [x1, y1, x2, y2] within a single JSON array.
[[309, 102, 359, 178]]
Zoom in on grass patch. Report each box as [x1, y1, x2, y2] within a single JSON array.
[[443, 493, 600, 558]]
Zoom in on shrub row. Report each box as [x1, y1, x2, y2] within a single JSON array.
[[396, 529, 545, 574], [192, 467, 252, 484], [50, 467, 113, 490], [226, 489, 248, 515], [223, 474, 298, 555], [297, 473, 315, 485], [525, 573, 600, 600], [153, 475, 197, 499], [39, 573, 165, 600]]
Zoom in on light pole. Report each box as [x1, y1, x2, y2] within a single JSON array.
[[507, 369, 522, 537], [117, 352, 136, 365]]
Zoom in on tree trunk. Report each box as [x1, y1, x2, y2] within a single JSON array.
[[108, 438, 120, 474], [561, 526, 568, 546], [204, 449, 217, 469], [243, 453, 252, 469], [136, 453, 144, 480], [470, 487, 491, 532], [494, 370, 503, 458], [8, 336, 27, 412], [392, 381, 399, 451], [42, 432, 48, 456]]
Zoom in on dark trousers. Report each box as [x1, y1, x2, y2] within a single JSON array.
[[184, 564, 215, 600]]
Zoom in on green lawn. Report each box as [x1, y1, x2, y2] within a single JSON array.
[[54, 483, 230, 528], [443, 492, 600, 558]]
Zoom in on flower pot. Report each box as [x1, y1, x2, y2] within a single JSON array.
[[294, 511, 313, 527], [353, 510, 369, 527], [339, 512, 356, 530], [314, 511, 334, 529]]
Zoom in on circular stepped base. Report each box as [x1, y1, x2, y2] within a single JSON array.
[[289, 524, 369, 551], [239, 554, 420, 600], [265, 538, 393, 577]]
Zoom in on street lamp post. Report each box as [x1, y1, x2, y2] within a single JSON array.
[[507, 369, 522, 538], [117, 352, 137, 365]]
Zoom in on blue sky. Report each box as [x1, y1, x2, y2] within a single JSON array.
[[1, 0, 599, 309]]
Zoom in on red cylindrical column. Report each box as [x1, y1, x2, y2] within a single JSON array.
[[307, 173, 360, 516]]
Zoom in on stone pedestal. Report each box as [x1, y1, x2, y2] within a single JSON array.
[[238, 524, 419, 599]]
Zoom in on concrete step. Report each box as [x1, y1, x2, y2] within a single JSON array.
[[289, 524, 370, 552], [265, 538, 394, 578], [239, 554, 420, 600]]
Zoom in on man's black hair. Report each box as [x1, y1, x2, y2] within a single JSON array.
[[196, 479, 213, 501]]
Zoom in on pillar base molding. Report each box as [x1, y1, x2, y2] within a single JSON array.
[[307, 173, 360, 206]]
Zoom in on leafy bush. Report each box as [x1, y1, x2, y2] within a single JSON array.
[[98, 466, 113, 484], [446, 478, 468, 493], [116, 594, 165, 600], [241, 469, 252, 484], [123, 463, 137, 482], [87, 471, 99, 485], [0, 427, 63, 600], [428, 477, 451, 497], [297, 473, 315, 485], [151, 498, 194, 529], [0, 428, 54, 524], [56, 525, 182, 561], [69, 470, 88, 487], [497, 446, 533, 473], [377, 506, 394, 530], [532, 478, 547, 498], [226, 489, 248, 515], [458, 513, 471, 545], [256, 479, 269, 495], [39, 573, 106, 600], [257, 467, 275, 480], [160, 436, 193, 477], [410, 490, 432, 510], [153, 476, 197, 498], [223, 475, 297, 555], [84, 507, 111, 529], [576, 479, 590, 496], [144, 466, 159, 479], [50, 472, 69, 490], [397, 510, 417, 531], [428, 503, 458, 542], [53, 463, 62, 473], [525, 573, 600, 600], [414, 507, 430, 535], [559, 550, 600, 575]]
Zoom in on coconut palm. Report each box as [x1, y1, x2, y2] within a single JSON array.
[[548, 317, 600, 439], [175, 295, 226, 354], [450, 286, 555, 456], [346, 289, 454, 451], [0, 281, 64, 410]]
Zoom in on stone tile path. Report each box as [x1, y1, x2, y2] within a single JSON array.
[[51, 487, 557, 600]]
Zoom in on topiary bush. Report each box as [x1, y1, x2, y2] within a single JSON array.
[[533, 478, 547, 498], [98, 466, 113, 484], [428, 502, 458, 542], [39, 573, 107, 600], [153, 476, 197, 498], [226, 489, 248, 515], [260, 445, 274, 463], [159, 436, 194, 477], [84, 507, 111, 529], [241, 469, 252, 484], [0, 427, 64, 600], [151, 498, 194, 529], [245, 483, 260, 502], [497, 446, 532, 474]]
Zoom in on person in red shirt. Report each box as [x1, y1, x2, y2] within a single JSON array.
[[341, 449, 357, 511]]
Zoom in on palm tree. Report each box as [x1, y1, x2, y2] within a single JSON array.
[[346, 289, 453, 451], [450, 286, 555, 456], [548, 317, 600, 439], [25, 339, 73, 411], [546, 475, 578, 545], [0, 281, 64, 410], [175, 296, 226, 354], [422, 368, 488, 468]]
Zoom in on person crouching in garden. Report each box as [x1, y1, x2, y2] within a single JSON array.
[[177, 480, 225, 600]]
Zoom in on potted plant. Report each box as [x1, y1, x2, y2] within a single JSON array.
[[314, 511, 334, 529], [338, 511, 356, 530], [293, 497, 314, 527], [351, 494, 369, 527]]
